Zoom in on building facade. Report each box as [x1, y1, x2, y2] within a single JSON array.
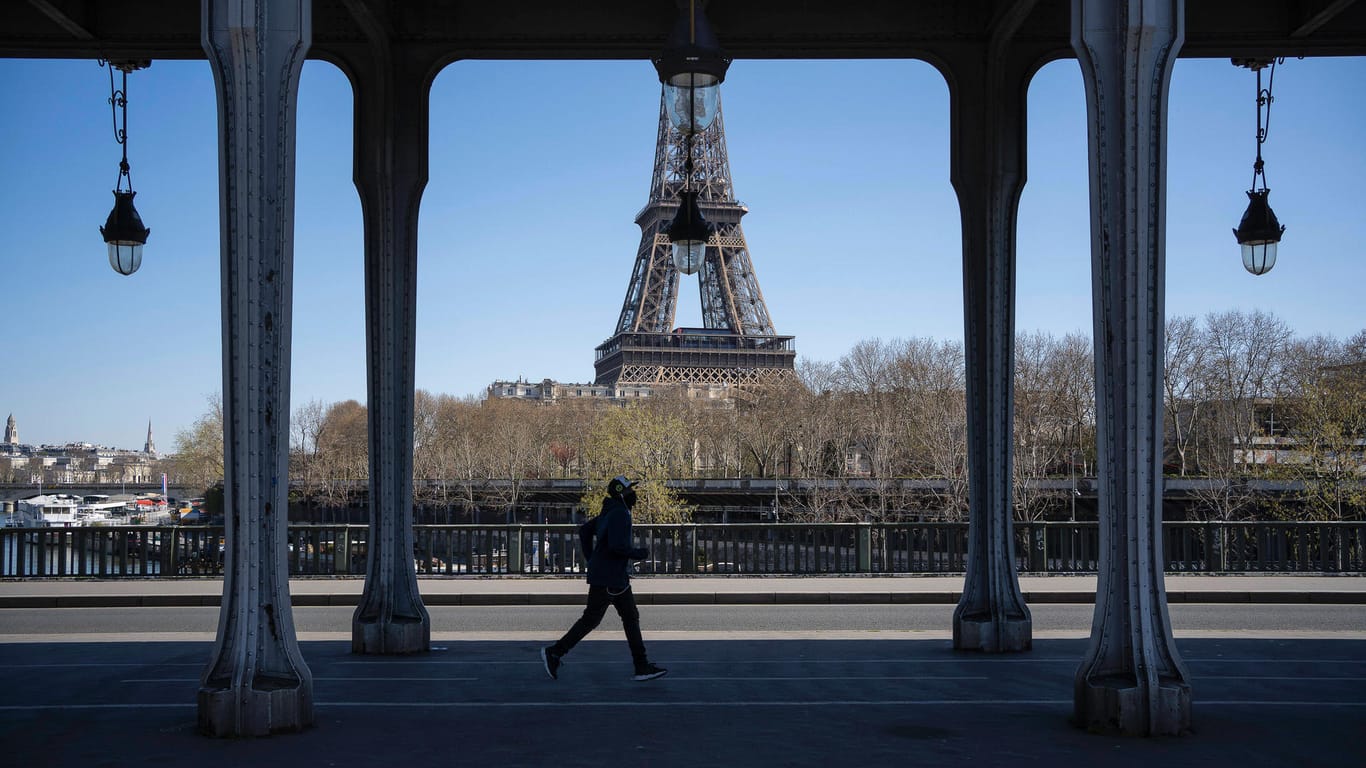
[[487, 377, 734, 405]]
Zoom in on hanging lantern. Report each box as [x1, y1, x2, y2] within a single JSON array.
[[654, 0, 729, 134], [668, 190, 710, 275], [98, 60, 151, 276], [102, 190, 150, 275], [1231, 58, 1286, 276], [1233, 189, 1284, 276]]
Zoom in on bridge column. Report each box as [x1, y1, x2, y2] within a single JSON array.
[[334, 2, 433, 654], [199, 0, 313, 736], [1071, 0, 1191, 735], [945, 10, 1040, 653]]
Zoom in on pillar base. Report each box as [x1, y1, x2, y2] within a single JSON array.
[[197, 681, 312, 737], [952, 614, 1032, 653], [1074, 675, 1191, 736], [352, 615, 430, 655]]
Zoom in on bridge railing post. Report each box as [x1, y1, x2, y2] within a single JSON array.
[[163, 528, 178, 576], [682, 525, 697, 574], [856, 523, 872, 573], [508, 526, 524, 574], [1030, 523, 1048, 573], [337, 527, 350, 574]]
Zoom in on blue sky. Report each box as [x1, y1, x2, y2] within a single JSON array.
[[1, 55, 1362, 450]]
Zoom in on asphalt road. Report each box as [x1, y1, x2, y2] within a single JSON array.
[[3, 603, 1365, 637]]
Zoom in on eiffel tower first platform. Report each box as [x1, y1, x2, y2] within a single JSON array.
[[593, 85, 795, 389]]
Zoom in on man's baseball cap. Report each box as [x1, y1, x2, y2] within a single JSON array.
[[607, 476, 636, 496]]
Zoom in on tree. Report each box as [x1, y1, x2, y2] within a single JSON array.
[[412, 389, 447, 509], [543, 399, 604, 478], [890, 337, 969, 520], [836, 339, 907, 520], [170, 394, 224, 491], [1187, 309, 1293, 520], [431, 394, 487, 521], [290, 399, 328, 504], [735, 381, 799, 479], [1278, 335, 1366, 520], [1012, 332, 1078, 520], [1163, 315, 1204, 476], [690, 393, 743, 477], [783, 390, 854, 520], [314, 400, 368, 506], [580, 404, 692, 523], [480, 398, 550, 520]]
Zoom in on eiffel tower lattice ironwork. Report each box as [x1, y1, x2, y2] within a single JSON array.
[[594, 88, 796, 388]]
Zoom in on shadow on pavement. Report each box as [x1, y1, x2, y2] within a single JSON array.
[[2, 637, 1362, 768]]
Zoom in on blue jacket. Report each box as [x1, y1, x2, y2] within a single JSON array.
[[581, 496, 648, 589]]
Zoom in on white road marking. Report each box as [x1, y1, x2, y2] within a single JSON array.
[[1196, 675, 1366, 680], [120, 677, 481, 683], [664, 676, 991, 681], [4, 699, 1363, 712], [4, 629, 1366, 644]]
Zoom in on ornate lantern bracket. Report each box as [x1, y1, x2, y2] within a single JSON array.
[[1231, 57, 1287, 276], [98, 59, 152, 276]]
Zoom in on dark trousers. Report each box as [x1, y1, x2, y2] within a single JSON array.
[[551, 585, 648, 666]]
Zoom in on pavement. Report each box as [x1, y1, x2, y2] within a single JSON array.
[[1, 572, 1364, 608], [2, 575, 1364, 766]]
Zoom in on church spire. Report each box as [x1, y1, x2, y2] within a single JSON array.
[[144, 420, 156, 454]]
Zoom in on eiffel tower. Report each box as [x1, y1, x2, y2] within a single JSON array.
[[594, 88, 796, 388]]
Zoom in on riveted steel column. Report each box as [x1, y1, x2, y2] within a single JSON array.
[[199, 0, 312, 736], [946, 13, 1039, 653], [1072, 0, 1191, 736], [335, 1, 433, 654]]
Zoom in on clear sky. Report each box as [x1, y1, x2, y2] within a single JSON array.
[[1, 54, 1362, 450]]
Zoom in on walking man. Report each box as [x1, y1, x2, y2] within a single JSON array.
[[542, 476, 667, 682]]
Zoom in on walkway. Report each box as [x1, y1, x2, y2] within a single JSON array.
[[3, 574, 1363, 766], [1, 634, 1362, 767], [2, 573, 1364, 607]]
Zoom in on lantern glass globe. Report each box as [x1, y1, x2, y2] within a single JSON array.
[[664, 77, 720, 133], [108, 243, 143, 275], [672, 241, 705, 275], [1241, 241, 1276, 275]]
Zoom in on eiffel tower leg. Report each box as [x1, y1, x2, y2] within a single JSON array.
[[338, 17, 433, 655], [1072, 0, 1191, 735], [199, 0, 313, 736], [947, 29, 1036, 654]]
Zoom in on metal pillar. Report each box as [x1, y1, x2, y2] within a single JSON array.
[[199, 0, 313, 736], [947, 6, 1039, 653], [1071, 0, 1192, 736], [337, 0, 432, 654]]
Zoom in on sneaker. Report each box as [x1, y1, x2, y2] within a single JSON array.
[[632, 663, 667, 682], [541, 647, 562, 680]]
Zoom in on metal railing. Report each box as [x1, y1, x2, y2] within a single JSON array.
[[2, 522, 1362, 578]]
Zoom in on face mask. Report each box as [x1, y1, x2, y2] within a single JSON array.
[[622, 488, 638, 508]]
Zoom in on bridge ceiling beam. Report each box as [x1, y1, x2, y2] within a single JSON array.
[[24, 0, 94, 41], [1, 1, 1363, 61], [1294, 0, 1361, 38]]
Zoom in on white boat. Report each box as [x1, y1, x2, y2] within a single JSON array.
[[15, 494, 127, 527]]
